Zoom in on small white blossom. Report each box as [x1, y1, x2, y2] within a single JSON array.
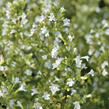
[[12, 18, 16, 24], [41, 26, 47, 34], [101, 61, 108, 69], [42, 92, 50, 100], [52, 58, 63, 69], [37, 70, 42, 75], [90, 29, 95, 33], [41, 26, 49, 37], [63, 28, 69, 33], [17, 101, 22, 108], [54, 76, 60, 82], [42, 55, 47, 60], [102, 69, 108, 76], [44, 60, 52, 69], [9, 100, 15, 108], [6, 10, 10, 19], [75, 56, 82, 68], [10, 29, 16, 34], [31, 89, 38, 96], [49, 84, 60, 95], [81, 63, 87, 69], [73, 101, 80, 109], [49, 13, 56, 21], [0, 66, 4, 71], [94, 51, 100, 57], [2, 21, 8, 36], [102, 19, 108, 28], [68, 35, 75, 41], [81, 56, 89, 61], [88, 49, 94, 55], [60, 7, 65, 12], [63, 18, 70, 26], [0, 90, 3, 97], [0, 55, 4, 65], [35, 15, 46, 23], [71, 88, 77, 95], [34, 102, 43, 109], [67, 78, 75, 87], [12, 77, 20, 84], [21, 13, 28, 25], [35, 15, 45, 23], [1, 86, 8, 95], [51, 45, 59, 58], [18, 83, 26, 92], [24, 69, 32, 76], [105, 29, 109, 35], [88, 69, 94, 76]]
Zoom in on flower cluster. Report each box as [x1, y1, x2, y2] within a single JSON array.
[[0, 0, 109, 109]]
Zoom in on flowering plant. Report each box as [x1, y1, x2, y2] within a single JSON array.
[[0, 0, 109, 109]]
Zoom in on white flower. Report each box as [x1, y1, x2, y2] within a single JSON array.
[[52, 58, 63, 69], [0, 66, 4, 71], [67, 78, 75, 87], [90, 29, 95, 33], [21, 13, 28, 25], [45, 32, 49, 37], [12, 77, 20, 84], [1, 86, 8, 95], [10, 29, 16, 34], [18, 83, 26, 92], [75, 56, 82, 68], [44, 60, 52, 69], [101, 61, 108, 69], [24, 69, 32, 76], [31, 89, 38, 96], [54, 76, 60, 82], [0, 55, 4, 65], [2, 21, 8, 36], [71, 88, 77, 95], [41, 26, 49, 37], [9, 100, 14, 108], [29, 28, 36, 36], [102, 19, 108, 28], [94, 51, 100, 57], [51, 45, 59, 58], [60, 7, 65, 12], [0, 90, 3, 97], [81, 56, 89, 61], [88, 48, 94, 55], [105, 29, 109, 35], [49, 13, 56, 21], [73, 101, 80, 109], [34, 98, 43, 109], [6, 10, 10, 19], [102, 69, 108, 76], [63, 28, 69, 33], [35, 15, 45, 23], [63, 18, 70, 26], [42, 92, 50, 100], [88, 69, 94, 76], [34, 102, 43, 109], [49, 84, 60, 95], [68, 35, 75, 41], [37, 70, 42, 75], [42, 55, 47, 60], [12, 18, 16, 24], [17, 101, 22, 108], [41, 26, 47, 34], [81, 63, 87, 69]]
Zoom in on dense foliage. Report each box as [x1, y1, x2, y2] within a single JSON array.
[[0, 0, 109, 109]]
